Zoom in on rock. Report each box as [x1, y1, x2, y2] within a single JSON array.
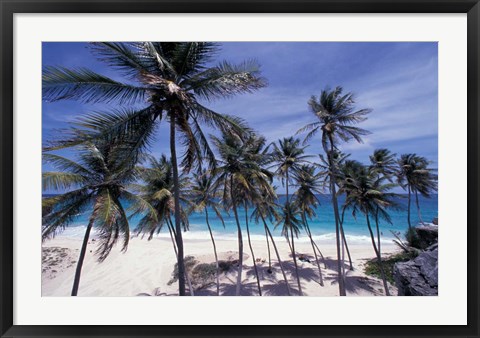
[[393, 248, 438, 296], [432, 217, 438, 225], [415, 225, 438, 249]]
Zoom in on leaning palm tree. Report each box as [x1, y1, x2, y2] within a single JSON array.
[[242, 198, 262, 296], [251, 194, 292, 295], [276, 200, 304, 295], [397, 154, 438, 229], [211, 131, 255, 295], [369, 149, 397, 254], [293, 164, 325, 286], [338, 161, 396, 296], [188, 170, 226, 296], [318, 151, 354, 271], [42, 134, 152, 296], [297, 86, 371, 296], [42, 42, 266, 295], [271, 137, 310, 251], [240, 133, 277, 296], [132, 155, 195, 295]]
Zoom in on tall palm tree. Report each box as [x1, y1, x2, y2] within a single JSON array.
[[271, 137, 311, 296], [276, 201, 304, 295], [293, 164, 325, 286], [369, 149, 397, 254], [188, 170, 225, 296], [42, 134, 151, 296], [251, 195, 292, 295], [271, 137, 309, 252], [397, 154, 438, 229], [212, 131, 272, 295], [243, 200, 262, 296], [132, 155, 196, 295], [318, 151, 353, 271], [241, 133, 277, 296], [42, 42, 266, 295], [338, 161, 396, 296], [297, 86, 371, 296]]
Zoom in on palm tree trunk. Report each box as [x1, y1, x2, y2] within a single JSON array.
[[290, 227, 303, 296], [284, 170, 294, 254], [167, 218, 194, 296], [304, 216, 324, 286], [265, 226, 272, 271], [366, 214, 390, 296], [340, 208, 353, 271], [328, 135, 346, 296], [231, 177, 244, 296], [169, 113, 186, 296], [407, 185, 412, 229], [375, 207, 382, 256], [71, 217, 94, 296], [205, 208, 220, 296], [285, 230, 293, 253], [262, 216, 291, 295], [285, 169, 290, 202], [245, 203, 262, 296], [311, 239, 327, 269], [415, 190, 425, 225], [167, 220, 178, 254]]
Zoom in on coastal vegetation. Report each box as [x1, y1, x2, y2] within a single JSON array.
[[42, 42, 438, 296]]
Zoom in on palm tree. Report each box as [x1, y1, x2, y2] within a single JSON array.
[[369, 149, 397, 254], [188, 170, 225, 296], [397, 154, 438, 229], [132, 155, 195, 295], [370, 149, 397, 179], [271, 137, 309, 251], [243, 200, 262, 295], [211, 131, 272, 295], [297, 86, 371, 296], [338, 161, 396, 296], [42, 134, 151, 296], [241, 133, 278, 296], [293, 164, 325, 286], [271, 137, 311, 296], [271, 137, 310, 202], [276, 201, 304, 295], [318, 151, 354, 271], [42, 42, 266, 295], [251, 195, 292, 295]]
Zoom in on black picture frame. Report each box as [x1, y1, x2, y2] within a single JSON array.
[[1, 1, 479, 337]]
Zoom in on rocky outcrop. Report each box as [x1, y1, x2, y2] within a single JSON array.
[[393, 246, 438, 296], [415, 225, 438, 250]]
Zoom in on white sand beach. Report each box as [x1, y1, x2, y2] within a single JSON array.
[[42, 235, 398, 297]]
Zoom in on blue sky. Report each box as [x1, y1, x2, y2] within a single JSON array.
[[42, 42, 438, 193]]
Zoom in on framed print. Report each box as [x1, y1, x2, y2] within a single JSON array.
[[1, 0, 479, 337]]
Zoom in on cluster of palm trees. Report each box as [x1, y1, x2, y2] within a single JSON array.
[[42, 42, 437, 297]]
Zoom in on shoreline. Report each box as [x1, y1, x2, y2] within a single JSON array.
[[54, 225, 403, 246], [42, 235, 399, 297]]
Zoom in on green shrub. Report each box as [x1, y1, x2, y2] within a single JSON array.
[[364, 251, 418, 284], [405, 227, 422, 249]]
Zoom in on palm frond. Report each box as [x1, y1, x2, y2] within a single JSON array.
[[184, 60, 267, 100], [89, 42, 159, 79], [42, 172, 88, 191], [42, 66, 149, 104]]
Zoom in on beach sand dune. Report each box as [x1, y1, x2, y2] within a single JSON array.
[[42, 236, 398, 297]]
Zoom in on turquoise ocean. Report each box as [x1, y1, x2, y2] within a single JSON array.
[[44, 194, 438, 245]]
